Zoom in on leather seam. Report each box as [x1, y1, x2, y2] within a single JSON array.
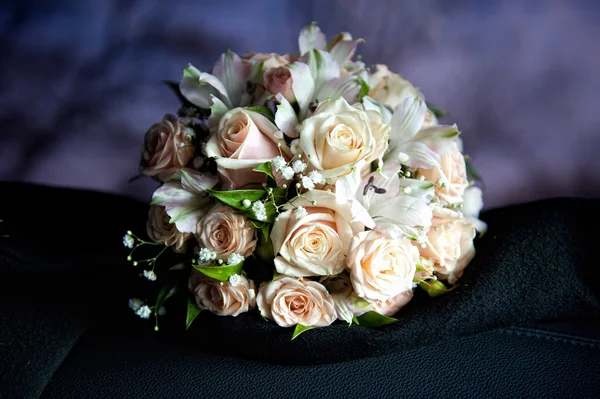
[[499, 326, 600, 348]]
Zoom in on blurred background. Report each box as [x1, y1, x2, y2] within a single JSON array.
[[0, 0, 598, 210]]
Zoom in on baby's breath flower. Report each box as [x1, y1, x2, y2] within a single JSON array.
[[294, 206, 308, 219], [398, 152, 410, 164], [123, 232, 135, 249], [242, 199, 252, 208], [198, 248, 217, 265], [272, 156, 287, 172], [403, 186, 412, 194], [135, 305, 152, 319], [128, 298, 143, 311], [437, 178, 447, 187], [227, 253, 244, 266], [308, 170, 324, 185], [228, 274, 242, 286], [292, 160, 307, 173], [252, 201, 267, 221], [143, 270, 157, 281], [290, 139, 301, 155], [301, 176, 315, 190], [282, 166, 295, 180]]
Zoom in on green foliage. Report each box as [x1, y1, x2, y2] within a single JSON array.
[[193, 262, 244, 282], [291, 324, 316, 340], [355, 311, 398, 327], [186, 296, 202, 330], [208, 189, 266, 210]]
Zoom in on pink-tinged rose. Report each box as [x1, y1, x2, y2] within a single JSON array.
[[263, 67, 295, 102], [188, 271, 256, 316], [299, 97, 377, 180], [256, 276, 336, 328], [140, 114, 194, 180], [205, 108, 290, 188], [146, 205, 192, 253], [348, 230, 419, 303], [419, 214, 476, 284], [368, 64, 420, 110], [242, 52, 292, 69], [371, 289, 414, 317], [417, 148, 469, 205], [271, 190, 368, 277], [196, 203, 257, 258]]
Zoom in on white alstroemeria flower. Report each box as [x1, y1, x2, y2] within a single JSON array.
[[298, 23, 364, 68], [179, 51, 250, 124], [150, 169, 219, 233], [376, 93, 461, 176], [336, 166, 433, 240]]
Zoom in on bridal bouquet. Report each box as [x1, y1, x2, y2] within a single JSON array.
[[124, 23, 486, 338]]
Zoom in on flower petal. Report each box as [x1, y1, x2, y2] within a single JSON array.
[[275, 93, 300, 138], [212, 51, 247, 107], [315, 74, 361, 104], [389, 95, 427, 143], [370, 195, 432, 229], [399, 141, 441, 169], [180, 169, 219, 193], [298, 23, 327, 55], [166, 206, 206, 233], [362, 96, 392, 125], [180, 64, 230, 108], [412, 124, 460, 157], [150, 182, 203, 207], [288, 62, 315, 119]]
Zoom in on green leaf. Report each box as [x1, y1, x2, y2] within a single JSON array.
[[426, 101, 447, 118], [355, 75, 370, 100], [465, 160, 483, 182], [193, 262, 243, 282], [419, 279, 451, 297], [245, 106, 275, 122], [208, 189, 265, 210], [186, 296, 202, 330], [272, 187, 288, 205], [352, 316, 360, 326], [291, 324, 316, 340], [155, 284, 178, 311], [252, 161, 277, 187], [355, 311, 398, 327], [247, 61, 265, 84]]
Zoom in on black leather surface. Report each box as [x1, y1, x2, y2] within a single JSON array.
[[1, 181, 599, 398]]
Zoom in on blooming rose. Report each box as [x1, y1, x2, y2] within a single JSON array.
[[419, 210, 476, 283], [263, 66, 294, 102], [299, 97, 378, 180], [146, 205, 192, 253], [347, 230, 419, 303], [196, 203, 257, 258], [417, 148, 469, 205], [371, 289, 414, 317], [242, 52, 292, 69], [271, 190, 367, 277], [188, 271, 256, 316], [140, 114, 195, 180], [205, 108, 290, 188], [368, 64, 420, 110], [257, 276, 336, 327]]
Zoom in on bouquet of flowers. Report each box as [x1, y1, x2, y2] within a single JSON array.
[[124, 23, 486, 338]]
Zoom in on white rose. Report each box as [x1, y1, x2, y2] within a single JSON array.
[[299, 97, 377, 180], [257, 276, 336, 327], [347, 230, 419, 303], [368, 64, 421, 110], [188, 271, 256, 317], [205, 108, 290, 188], [419, 213, 476, 284], [271, 190, 368, 277], [371, 289, 414, 317], [417, 147, 469, 205]]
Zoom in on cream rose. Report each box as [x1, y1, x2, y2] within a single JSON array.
[[299, 97, 377, 180], [257, 276, 336, 327], [263, 66, 294, 102], [196, 203, 257, 258], [368, 64, 420, 110], [417, 148, 469, 205], [242, 52, 292, 69], [371, 289, 414, 317], [271, 190, 366, 277], [139, 114, 195, 180], [348, 230, 419, 303], [188, 271, 256, 316], [205, 108, 290, 188], [146, 205, 192, 253], [419, 212, 476, 284]]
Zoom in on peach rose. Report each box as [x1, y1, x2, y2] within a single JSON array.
[[188, 271, 256, 316], [140, 114, 195, 180], [263, 66, 294, 102], [417, 148, 469, 205], [271, 190, 366, 277], [205, 108, 289, 188], [368, 64, 421, 110], [196, 203, 257, 258], [257, 276, 336, 327], [371, 289, 414, 317], [242, 52, 292, 69], [146, 205, 192, 253], [419, 212, 476, 284], [299, 97, 378, 180], [348, 230, 419, 303]]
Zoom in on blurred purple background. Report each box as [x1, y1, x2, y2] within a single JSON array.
[[1, 0, 599, 210]]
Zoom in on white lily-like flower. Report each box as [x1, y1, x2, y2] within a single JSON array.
[[179, 50, 249, 115], [150, 169, 219, 233]]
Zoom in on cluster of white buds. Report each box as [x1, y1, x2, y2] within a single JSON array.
[[294, 206, 308, 219], [227, 253, 244, 266], [143, 270, 157, 281], [252, 201, 267, 221], [198, 247, 217, 265], [122, 231, 135, 249]]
